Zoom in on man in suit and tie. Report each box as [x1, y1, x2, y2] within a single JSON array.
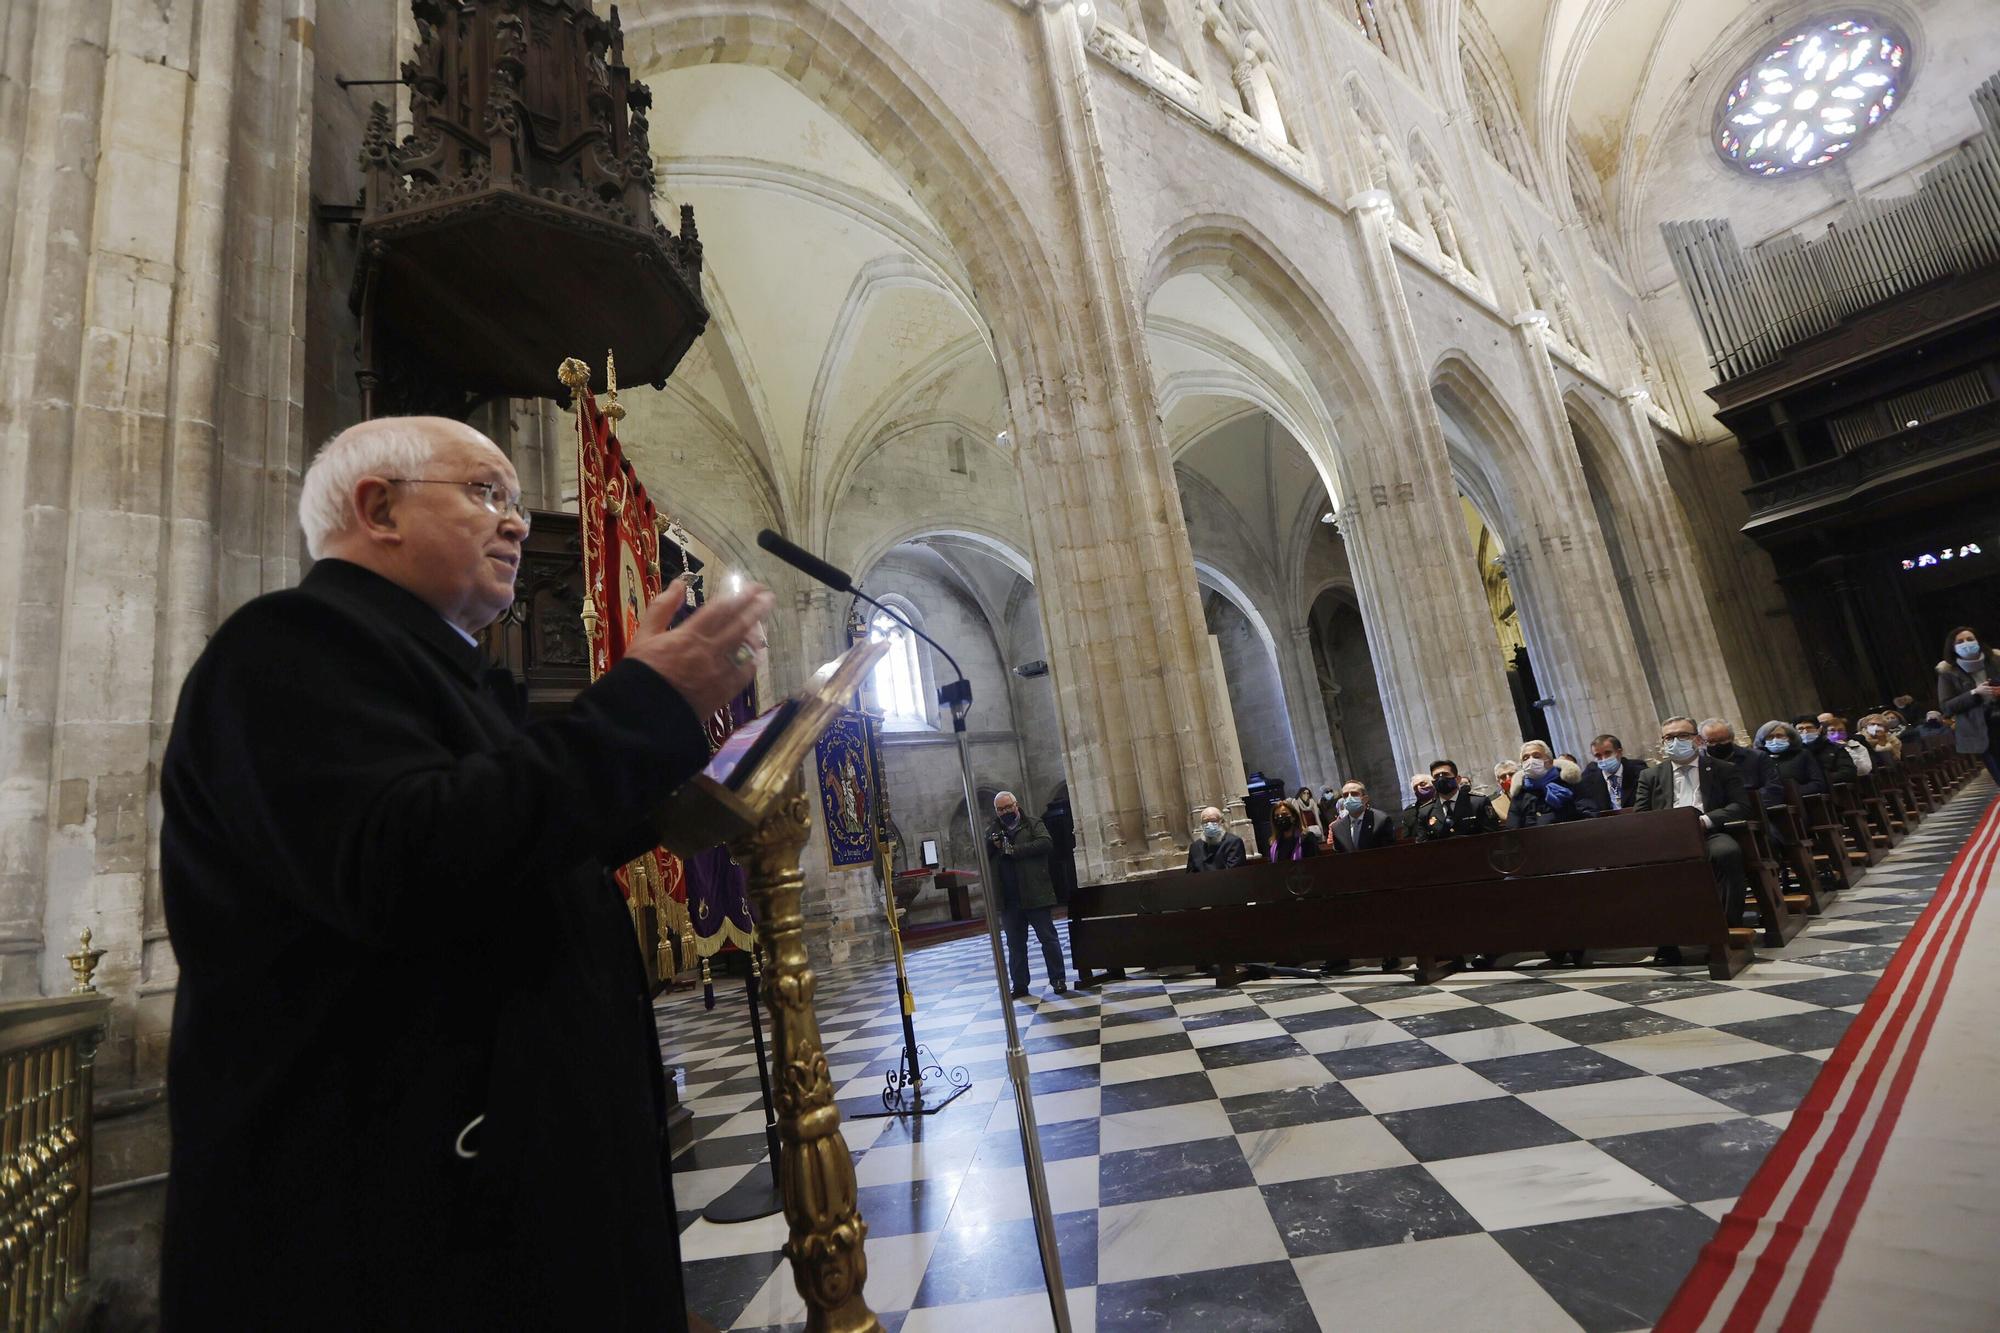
[[158, 416, 775, 1331], [1326, 780, 1399, 851], [1635, 715, 1752, 966], [1405, 759, 1501, 842], [1577, 733, 1647, 812]]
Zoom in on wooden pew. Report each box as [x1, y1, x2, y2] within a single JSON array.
[[1068, 810, 1757, 985]]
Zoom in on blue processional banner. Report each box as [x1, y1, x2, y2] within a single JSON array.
[[816, 709, 876, 868]]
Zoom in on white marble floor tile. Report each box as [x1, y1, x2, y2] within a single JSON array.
[[1342, 1063, 1507, 1115], [942, 1040, 1008, 1064], [1519, 1076, 1740, 1138], [1426, 1141, 1681, 1231], [986, 1086, 1100, 1129], [1643, 989, 1825, 1027], [1293, 1233, 1584, 1331], [681, 1090, 765, 1118], [850, 1135, 982, 1187], [676, 1209, 793, 1262], [1491, 989, 1631, 1022], [1420, 1023, 1577, 1064], [1205, 1055, 1335, 1099], [1027, 1017, 1098, 1039], [1172, 992, 1257, 1017], [1099, 1049, 1206, 1085], [1027, 1045, 1102, 1072], [1238, 1114, 1416, 1185], [1099, 1100, 1235, 1154], [901, 1287, 1097, 1333], [1096, 1186, 1289, 1283], [1186, 1017, 1288, 1049], [1292, 1018, 1408, 1054], [950, 1154, 1100, 1223], [1694, 1197, 1737, 1222], [737, 1228, 940, 1326], [1759, 1110, 1795, 1130], [1592, 1029, 1788, 1075], [668, 1163, 758, 1211]]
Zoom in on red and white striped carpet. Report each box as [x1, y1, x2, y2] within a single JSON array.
[[1659, 791, 2000, 1331]]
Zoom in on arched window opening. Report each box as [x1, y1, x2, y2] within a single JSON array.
[[865, 604, 931, 731]]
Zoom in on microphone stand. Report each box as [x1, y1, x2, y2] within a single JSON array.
[[845, 587, 1073, 1332]]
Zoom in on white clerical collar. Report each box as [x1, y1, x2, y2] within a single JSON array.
[[443, 617, 478, 647]]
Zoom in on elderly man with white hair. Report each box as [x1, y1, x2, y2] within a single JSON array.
[[158, 416, 773, 1331], [984, 789, 1068, 998]]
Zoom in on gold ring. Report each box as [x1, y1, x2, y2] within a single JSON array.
[[731, 643, 755, 666]]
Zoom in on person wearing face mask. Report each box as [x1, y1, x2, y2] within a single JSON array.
[[1792, 715, 1857, 787], [1938, 626, 2000, 786], [1267, 800, 1322, 862], [1406, 759, 1501, 843], [1505, 740, 1597, 829], [1634, 716, 1752, 965], [1398, 772, 1435, 840], [985, 791, 1068, 999], [1857, 713, 1903, 769], [1289, 785, 1322, 831], [1186, 805, 1247, 873], [1577, 733, 1647, 813], [1752, 720, 1829, 805], [1814, 714, 1872, 778], [1316, 784, 1341, 829], [1326, 780, 1398, 851]]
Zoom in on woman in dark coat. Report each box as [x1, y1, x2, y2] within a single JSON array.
[[1752, 719, 1829, 802], [1937, 625, 2000, 786], [1268, 801, 1322, 860]]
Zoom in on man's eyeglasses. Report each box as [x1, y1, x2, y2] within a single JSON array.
[[386, 478, 531, 530]]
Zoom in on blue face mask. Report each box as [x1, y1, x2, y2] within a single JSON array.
[[1765, 738, 1792, 754], [1663, 738, 1696, 763], [1595, 755, 1622, 772], [1340, 795, 1365, 817], [1956, 640, 1982, 659]]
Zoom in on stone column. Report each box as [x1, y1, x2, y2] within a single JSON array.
[[1281, 620, 1343, 788], [1334, 195, 1520, 778], [1014, 4, 1246, 881]]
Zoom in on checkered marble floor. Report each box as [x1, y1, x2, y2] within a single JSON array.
[[659, 782, 1995, 1332]]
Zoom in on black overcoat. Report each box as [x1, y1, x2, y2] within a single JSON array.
[[159, 559, 713, 1330]]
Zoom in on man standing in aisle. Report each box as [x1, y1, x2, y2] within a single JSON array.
[[159, 417, 774, 1331], [988, 791, 1069, 998]]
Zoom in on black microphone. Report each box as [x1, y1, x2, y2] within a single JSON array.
[[756, 529, 853, 594]]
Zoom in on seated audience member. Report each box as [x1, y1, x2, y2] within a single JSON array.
[[1506, 740, 1596, 827], [1858, 713, 1903, 768], [1399, 771, 1435, 838], [1186, 805, 1246, 872], [1490, 759, 1519, 822], [1795, 715, 1858, 785], [1267, 800, 1320, 861], [1326, 781, 1398, 851], [1634, 716, 1752, 965], [1577, 733, 1646, 812], [1290, 784, 1322, 830], [1918, 710, 1951, 739], [1699, 719, 1770, 790], [1316, 784, 1340, 829], [1819, 714, 1872, 777], [1407, 759, 1501, 841], [1755, 720, 1829, 802], [1891, 693, 1921, 728]]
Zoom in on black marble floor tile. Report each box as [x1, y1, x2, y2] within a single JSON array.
[[1588, 978, 1733, 1006], [1467, 1047, 1648, 1095], [670, 1131, 772, 1172], [1099, 1133, 1256, 1207], [1593, 1117, 1785, 1203], [1099, 1031, 1196, 1062], [1810, 923, 1912, 947], [1262, 1164, 1481, 1257], [1100, 1005, 1178, 1028], [682, 1249, 786, 1329], [1800, 940, 1904, 972], [1316, 1039, 1453, 1081], [1492, 1205, 1720, 1333], [1393, 1006, 1519, 1038], [972, 1116, 1101, 1166], [1222, 1081, 1370, 1133], [1719, 1008, 1856, 1052], [1452, 979, 1569, 1004], [1379, 1097, 1578, 1162], [1842, 906, 1927, 923], [854, 1175, 962, 1238], [911, 1209, 1098, 1307], [1094, 1259, 1319, 1332], [1661, 1054, 1829, 1115], [1197, 1034, 1312, 1069], [1755, 974, 1881, 1008], [865, 1100, 993, 1149], [1345, 983, 1440, 1004], [706, 1073, 773, 1097], [1025, 1029, 1101, 1054], [1275, 1005, 1376, 1034], [1181, 1006, 1273, 1032], [994, 1064, 1101, 1098], [1533, 1008, 1694, 1045], [1100, 1070, 1218, 1116], [675, 1114, 736, 1151]]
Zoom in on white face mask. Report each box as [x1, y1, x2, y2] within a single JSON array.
[[1866, 725, 1885, 737], [1521, 757, 1547, 778]]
